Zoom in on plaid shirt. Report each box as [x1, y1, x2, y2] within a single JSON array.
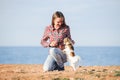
[[41, 25, 73, 50]]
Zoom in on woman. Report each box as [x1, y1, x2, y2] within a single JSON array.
[[41, 11, 74, 71]]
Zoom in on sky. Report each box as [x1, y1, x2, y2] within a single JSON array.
[[0, 0, 120, 47]]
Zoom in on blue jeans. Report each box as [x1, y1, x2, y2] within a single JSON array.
[[43, 48, 67, 71]]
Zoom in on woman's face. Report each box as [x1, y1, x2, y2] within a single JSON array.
[[54, 17, 63, 29]]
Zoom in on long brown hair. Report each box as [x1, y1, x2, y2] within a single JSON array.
[[51, 11, 66, 27]]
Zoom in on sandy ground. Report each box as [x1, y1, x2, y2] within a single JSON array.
[[0, 64, 120, 80]]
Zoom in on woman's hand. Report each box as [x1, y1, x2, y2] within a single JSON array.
[[49, 41, 58, 47]]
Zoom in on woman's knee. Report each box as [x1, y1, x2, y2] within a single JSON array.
[[43, 64, 52, 72], [43, 64, 49, 72], [43, 55, 55, 72]]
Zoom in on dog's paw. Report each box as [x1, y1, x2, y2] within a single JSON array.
[[62, 50, 66, 54]]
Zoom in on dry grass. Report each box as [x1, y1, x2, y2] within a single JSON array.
[[0, 64, 120, 80]]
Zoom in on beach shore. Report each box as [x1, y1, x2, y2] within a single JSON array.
[[0, 64, 120, 80]]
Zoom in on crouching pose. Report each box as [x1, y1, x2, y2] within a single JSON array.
[[40, 11, 74, 72]]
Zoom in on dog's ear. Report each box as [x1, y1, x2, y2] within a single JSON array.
[[63, 38, 66, 44], [63, 37, 68, 44], [67, 38, 73, 45], [68, 44, 74, 50], [71, 45, 74, 50], [64, 37, 73, 45]]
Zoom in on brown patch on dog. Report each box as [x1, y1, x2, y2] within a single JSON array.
[[68, 44, 74, 50], [70, 52, 75, 57]]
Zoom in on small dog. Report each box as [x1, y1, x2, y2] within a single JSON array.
[[63, 37, 80, 71]]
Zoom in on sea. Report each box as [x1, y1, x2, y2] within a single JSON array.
[[0, 46, 120, 66]]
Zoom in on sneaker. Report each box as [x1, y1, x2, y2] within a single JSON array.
[[58, 66, 64, 71]]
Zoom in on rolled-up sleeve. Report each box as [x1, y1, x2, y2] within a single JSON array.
[[40, 26, 50, 47]]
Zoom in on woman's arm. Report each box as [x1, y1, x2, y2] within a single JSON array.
[[40, 26, 50, 47]]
